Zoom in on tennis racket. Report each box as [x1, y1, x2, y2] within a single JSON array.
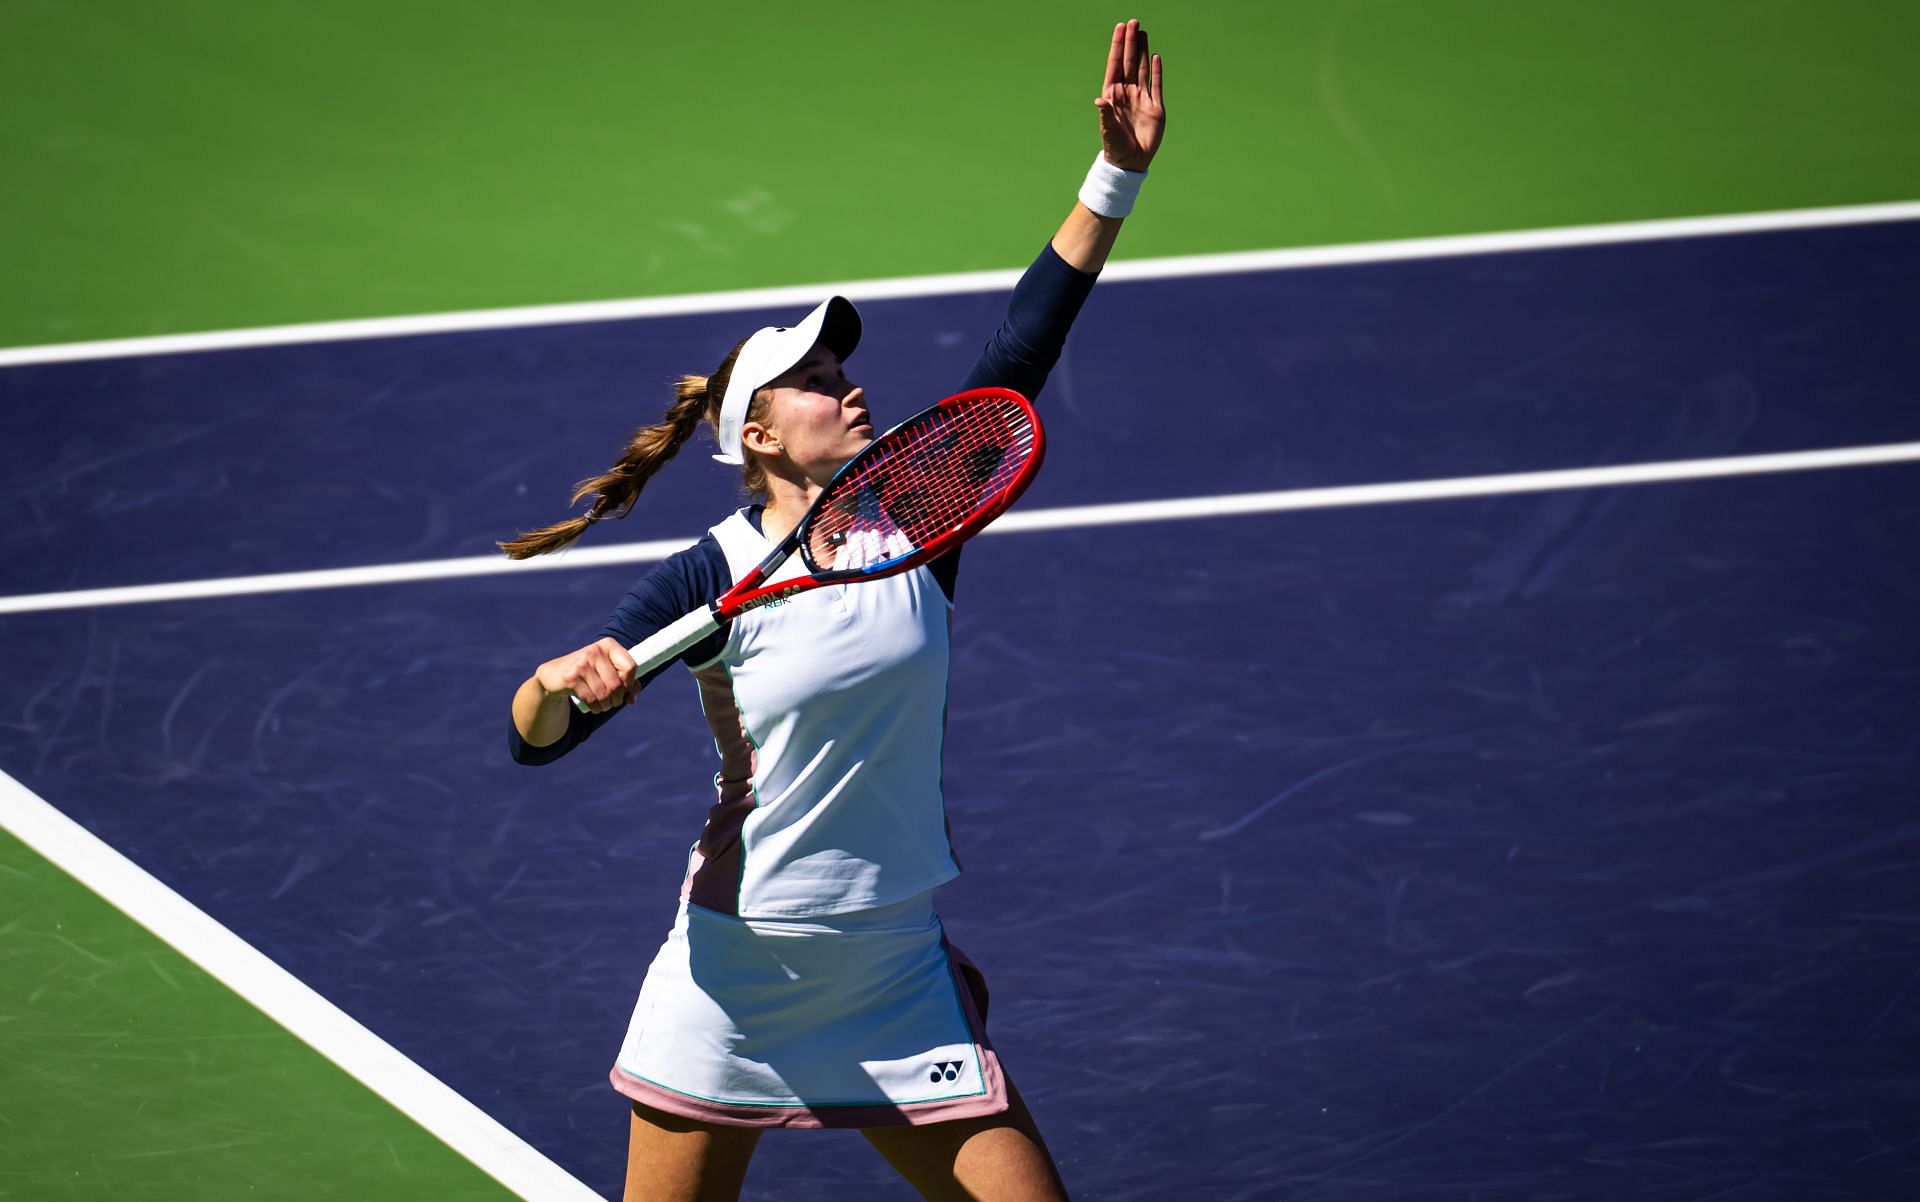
[[572, 386, 1045, 712]]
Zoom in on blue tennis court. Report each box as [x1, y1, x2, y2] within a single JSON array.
[[4, 217, 1918, 1198]]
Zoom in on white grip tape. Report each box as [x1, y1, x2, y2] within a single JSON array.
[[569, 606, 721, 714]]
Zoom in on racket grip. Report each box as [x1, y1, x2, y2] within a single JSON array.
[[569, 606, 722, 714]]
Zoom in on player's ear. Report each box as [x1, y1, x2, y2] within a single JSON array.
[[741, 419, 782, 458]]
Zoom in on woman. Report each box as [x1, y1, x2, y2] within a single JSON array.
[[505, 21, 1164, 1202]]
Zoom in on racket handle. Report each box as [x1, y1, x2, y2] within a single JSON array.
[[569, 606, 722, 714]]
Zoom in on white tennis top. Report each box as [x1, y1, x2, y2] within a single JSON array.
[[677, 509, 961, 918]]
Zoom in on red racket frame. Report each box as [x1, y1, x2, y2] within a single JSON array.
[[717, 387, 1045, 617]]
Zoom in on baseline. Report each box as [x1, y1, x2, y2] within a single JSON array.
[[1, 201, 1914, 367]]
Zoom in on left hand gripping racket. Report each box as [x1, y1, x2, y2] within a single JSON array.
[[572, 387, 1045, 712]]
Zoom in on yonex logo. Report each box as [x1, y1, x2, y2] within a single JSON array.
[[928, 1060, 963, 1083], [744, 585, 804, 612]]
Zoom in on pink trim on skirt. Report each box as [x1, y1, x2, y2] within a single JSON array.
[[610, 939, 1007, 1130]]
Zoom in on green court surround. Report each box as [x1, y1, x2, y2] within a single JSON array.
[[4, 1, 1917, 348], [0, 829, 516, 1200]]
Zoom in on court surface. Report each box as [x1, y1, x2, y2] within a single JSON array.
[[8, 5, 1920, 1196], [4, 212, 1919, 1199]]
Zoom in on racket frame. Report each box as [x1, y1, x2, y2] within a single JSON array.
[[721, 387, 1044, 615]]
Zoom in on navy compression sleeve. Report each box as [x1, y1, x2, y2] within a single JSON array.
[[934, 242, 1098, 600], [958, 242, 1099, 401]]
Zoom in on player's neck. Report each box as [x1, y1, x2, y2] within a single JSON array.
[[758, 483, 819, 546]]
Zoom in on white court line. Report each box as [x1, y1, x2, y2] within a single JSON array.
[[0, 767, 602, 1202], [1, 200, 1915, 367], [0, 536, 704, 615], [4, 440, 1918, 616]]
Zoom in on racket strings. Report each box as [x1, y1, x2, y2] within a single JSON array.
[[806, 397, 1036, 571]]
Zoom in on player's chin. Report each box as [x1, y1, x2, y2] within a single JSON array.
[[820, 435, 872, 476]]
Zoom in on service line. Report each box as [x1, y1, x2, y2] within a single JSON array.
[[4, 440, 1918, 616]]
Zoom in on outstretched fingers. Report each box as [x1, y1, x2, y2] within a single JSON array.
[[1103, 21, 1126, 92], [1091, 19, 1166, 172], [1101, 21, 1159, 101]]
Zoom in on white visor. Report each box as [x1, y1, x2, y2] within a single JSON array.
[[712, 296, 862, 465]]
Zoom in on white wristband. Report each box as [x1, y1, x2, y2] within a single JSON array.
[[1078, 154, 1146, 218]]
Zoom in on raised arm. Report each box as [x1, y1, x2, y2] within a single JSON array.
[[954, 22, 1168, 405], [1051, 19, 1167, 273]]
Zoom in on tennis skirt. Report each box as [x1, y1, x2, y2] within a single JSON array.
[[609, 892, 1007, 1129]]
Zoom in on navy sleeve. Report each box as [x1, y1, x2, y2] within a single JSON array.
[[508, 535, 734, 766], [934, 242, 1098, 603], [958, 241, 1099, 400], [601, 534, 734, 668]]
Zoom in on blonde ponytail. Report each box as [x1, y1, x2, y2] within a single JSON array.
[[497, 338, 762, 559]]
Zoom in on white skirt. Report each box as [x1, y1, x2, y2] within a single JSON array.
[[609, 893, 1007, 1128]]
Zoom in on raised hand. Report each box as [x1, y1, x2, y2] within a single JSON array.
[[1096, 19, 1165, 173]]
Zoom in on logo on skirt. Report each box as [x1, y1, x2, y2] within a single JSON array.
[[928, 1060, 964, 1083]]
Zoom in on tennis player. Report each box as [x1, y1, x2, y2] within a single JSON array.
[[505, 21, 1164, 1201]]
